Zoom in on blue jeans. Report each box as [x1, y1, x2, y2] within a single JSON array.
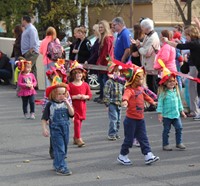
[[120, 117, 151, 156], [108, 103, 121, 137], [44, 62, 55, 88], [98, 73, 108, 99], [162, 117, 183, 146], [50, 107, 70, 171], [21, 95, 35, 114]]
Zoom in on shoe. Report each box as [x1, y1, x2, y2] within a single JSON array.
[[74, 138, 85, 147], [115, 134, 120, 139], [176, 143, 186, 150], [133, 138, 140, 147], [193, 115, 200, 121], [30, 113, 35, 120], [187, 112, 196, 117], [97, 99, 104, 104], [24, 113, 29, 119], [107, 135, 117, 141], [163, 145, 173, 151], [117, 154, 132, 165], [145, 152, 160, 165], [56, 169, 72, 176]]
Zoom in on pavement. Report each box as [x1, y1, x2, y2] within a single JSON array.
[[0, 85, 200, 186]]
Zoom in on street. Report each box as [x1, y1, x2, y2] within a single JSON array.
[[0, 85, 200, 186]]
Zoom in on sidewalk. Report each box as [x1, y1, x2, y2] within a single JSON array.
[[0, 85, 200, 186]]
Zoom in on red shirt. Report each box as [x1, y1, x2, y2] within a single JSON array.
[[69, 82, 92, 120], [123, 86, 154, 119]]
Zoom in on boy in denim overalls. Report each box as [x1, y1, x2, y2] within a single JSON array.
[[41, 83, 74, 176]]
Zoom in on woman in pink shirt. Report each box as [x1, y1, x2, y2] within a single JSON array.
[[39, 27, 61, 87], [154, 30, 177, 73]]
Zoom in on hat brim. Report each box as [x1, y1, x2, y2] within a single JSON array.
[[46, 83, 69, 98], [159, 73, 176, 85]]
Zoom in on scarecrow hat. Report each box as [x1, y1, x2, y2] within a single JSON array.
[[158, 59, 176, 85], [15, 59, 32, 71], [45, 82, 69, 98], [69, 60, 86, 73]]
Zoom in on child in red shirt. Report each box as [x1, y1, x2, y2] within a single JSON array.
[[68, 61, 92, 147]]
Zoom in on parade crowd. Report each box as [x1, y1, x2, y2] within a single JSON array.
[[1, 14, 200, 176]]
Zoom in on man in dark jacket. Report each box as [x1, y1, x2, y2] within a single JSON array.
[[0, 51, 12, 85]]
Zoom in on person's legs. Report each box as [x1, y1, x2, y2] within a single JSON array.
[[29, 95, 35, 113], [108, 104, 118, 138], [21, 96, 29, 115], [162, 118, 172, 146], [0, 69, 12, 84], [172, 118, 183, 145]]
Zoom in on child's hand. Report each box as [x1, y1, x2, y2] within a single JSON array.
[[42, 128, 49, 137], [121, 100, 128, 107], [153, 102, 157, 106], [158, 114, 163, 122], [181, 111, 187, 118]]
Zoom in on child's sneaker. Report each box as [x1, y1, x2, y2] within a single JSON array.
[[30, 113, 35, 120], [56, 169, 72, 176], [24, 113, 29, 119], [107, 135, 117, 141], [117, 154, 132, 165], [133, 138, 140, 147], [144, 152, 159, 165]]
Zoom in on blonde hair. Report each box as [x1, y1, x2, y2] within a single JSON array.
[[46, 27, 57, 40], [184, 25, 200, 39], [98, 20, 112, 48], [93, 24, 101, 39]]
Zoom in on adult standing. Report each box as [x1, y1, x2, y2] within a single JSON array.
[[40, 26, 61, 87], [94, 20, 114, 103], [162, 25, 200, 120], [112, 17, 131, 63], [21, 15, 40, 83]]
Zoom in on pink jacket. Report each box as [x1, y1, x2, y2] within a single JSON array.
[[154, 43, 177, 72], [39, 36, 60, 65]]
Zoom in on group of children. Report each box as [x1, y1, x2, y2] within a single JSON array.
[[15, 56, 187, 176]]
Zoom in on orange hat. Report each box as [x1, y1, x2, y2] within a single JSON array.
[[45, 83, 69, 98], [158, 59, 176, 85]]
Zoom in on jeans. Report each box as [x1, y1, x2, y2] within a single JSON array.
[[146, 74, 158, 94], [24, 51, 39, 80], [162, 117, 183, 146], [44, 62, 55, 88], [120, 117, 151, 156], [0, 69, 12, 83], [50, 107, 70, 171], [21, 95, 35, 114], [108, 103, 121, 137], [98, 73, 108, 99]]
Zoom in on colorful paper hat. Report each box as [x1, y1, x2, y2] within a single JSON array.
[[16, 59, 32, 71], [46, 65, 67, 84], [158, 59, 176, 85], [106, 57, 144, 87], [70, 60, 86, 73], [46, 82, 69, 98]]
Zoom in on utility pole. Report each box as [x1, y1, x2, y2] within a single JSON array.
[[130, 0, 133, 28]]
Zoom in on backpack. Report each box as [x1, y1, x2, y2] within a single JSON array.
[[47, 39, 63, 61]]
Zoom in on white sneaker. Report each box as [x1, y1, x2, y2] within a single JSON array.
[[117, 154, 132, 165], [193, 115, 200, 121], [24, 113, 29, 119], [30, 113, 35, 120], [144, 152, 159, 165]]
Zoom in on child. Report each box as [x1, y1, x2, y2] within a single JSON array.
[[41, 83, 74, 176], [103, 65, 124, 141], [17, 59, 37, 119], [68, 61, 92, 147], [117, 63, 159, 165], [156, 62, 187, 151]]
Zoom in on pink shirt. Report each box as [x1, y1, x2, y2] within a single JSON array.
[[154, 43, 177, 72], [39, 36, 61, 65], [17, 73, 37, 97]]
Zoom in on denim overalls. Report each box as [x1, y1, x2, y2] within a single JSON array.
[[49, 102, 70, 172]]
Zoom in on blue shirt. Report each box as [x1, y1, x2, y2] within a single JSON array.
[[157, 89, 183, 119], [21, 23, 40, 54], [114, 28, 131, 61]]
